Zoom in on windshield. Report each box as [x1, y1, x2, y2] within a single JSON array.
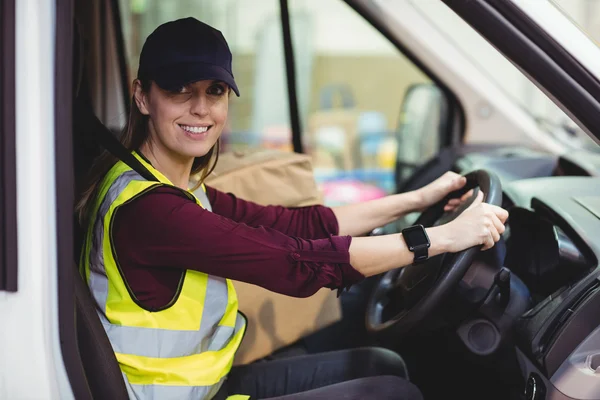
[[378, 0, 600, 153], [512, 0, 600, 151], [549, 0, 600, 48]]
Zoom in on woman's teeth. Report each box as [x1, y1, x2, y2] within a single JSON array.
[[180, 125, 209, 133]]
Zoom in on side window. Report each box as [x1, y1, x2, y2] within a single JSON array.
[[118, 0, 294, 152], [0, 0, 17, 291], [289, 0, 444, 206]]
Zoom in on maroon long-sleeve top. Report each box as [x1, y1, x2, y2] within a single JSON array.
[[112, 185, 365, 310]]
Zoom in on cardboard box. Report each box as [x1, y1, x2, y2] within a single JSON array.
[[233, 283, 341, 365], [202, 149, 342, 365]]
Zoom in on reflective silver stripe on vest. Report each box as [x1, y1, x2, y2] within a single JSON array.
[[88, 170, 140, 314], [87, 169, 243, 399], [208, 313, 245, 351], [194, 186, 212, 212], [105, 312, 245, 358], [200, 276, 229, 346], [124, 374, 225, 400], [103, 276, 232, 357]]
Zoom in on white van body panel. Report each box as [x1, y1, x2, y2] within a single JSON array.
[[0, 0, 74, 398]]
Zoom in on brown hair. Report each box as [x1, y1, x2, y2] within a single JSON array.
[[75, 78, 219, 228]]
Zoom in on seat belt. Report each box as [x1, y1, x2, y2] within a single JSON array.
[[74, 100, 159, 182]]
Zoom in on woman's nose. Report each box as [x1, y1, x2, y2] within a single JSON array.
[[190, 94, 210, 117]]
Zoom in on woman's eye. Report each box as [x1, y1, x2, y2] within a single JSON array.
[[207, 84, 226, 96], [177, 85, 191, 94]]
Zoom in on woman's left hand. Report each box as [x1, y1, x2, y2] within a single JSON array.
[[415, 171, 467, 212]]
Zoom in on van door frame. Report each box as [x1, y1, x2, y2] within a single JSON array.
[[55, 0, 95, 398]]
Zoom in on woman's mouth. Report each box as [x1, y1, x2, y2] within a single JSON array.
[[179, 124, 212, 138]]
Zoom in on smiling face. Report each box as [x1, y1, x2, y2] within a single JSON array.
[[134, 79, 229, 163]]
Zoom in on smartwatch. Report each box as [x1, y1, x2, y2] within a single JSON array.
[[401, 224, 431, 264]]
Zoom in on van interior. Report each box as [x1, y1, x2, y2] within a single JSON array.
[[4, 0, 600, 399]]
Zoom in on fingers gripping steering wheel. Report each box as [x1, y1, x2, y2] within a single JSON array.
[[365, 170, 502, 337]]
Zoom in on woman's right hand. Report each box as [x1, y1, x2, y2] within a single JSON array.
[[438, 190, 509, 253], [348, 190, 509, 278]]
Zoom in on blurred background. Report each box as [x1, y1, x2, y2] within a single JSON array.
[[114, 0, 600, 206]]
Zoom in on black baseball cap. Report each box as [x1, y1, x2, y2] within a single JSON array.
[[137, 17, 240, 96]]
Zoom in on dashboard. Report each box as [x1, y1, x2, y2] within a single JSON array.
[[455, 146, 600, 184], [504, 178, 600, 385], [503, 178, 599, 298], [504, 207, 593, 299], [393, 144, 600, 397], [453, 146, 600, 298], [452, 145, 600, 388]]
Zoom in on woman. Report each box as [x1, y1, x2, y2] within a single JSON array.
[[77, 17, 508, 400]]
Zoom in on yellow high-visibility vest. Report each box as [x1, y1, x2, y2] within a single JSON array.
[[81, 152, 248, 400]]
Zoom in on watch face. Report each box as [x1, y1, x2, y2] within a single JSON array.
[[404, 225, 429, 249]]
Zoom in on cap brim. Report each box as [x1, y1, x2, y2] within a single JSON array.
[[151, 62, 240, 96]]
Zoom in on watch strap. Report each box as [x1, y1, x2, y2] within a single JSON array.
[[412, 245, 429, 264]]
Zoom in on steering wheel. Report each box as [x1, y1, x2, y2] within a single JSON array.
[[366, 169, 502, 337]]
